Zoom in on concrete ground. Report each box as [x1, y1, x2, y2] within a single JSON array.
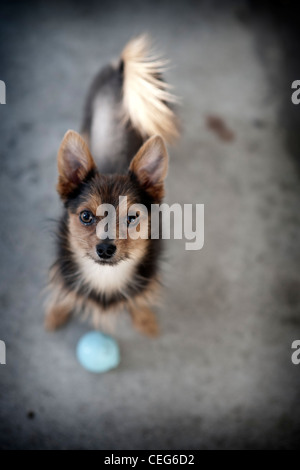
[[0, 0, 300, 449]]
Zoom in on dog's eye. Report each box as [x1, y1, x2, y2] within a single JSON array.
[[79, 210, 94, 225], [127, 214, 139, 226]]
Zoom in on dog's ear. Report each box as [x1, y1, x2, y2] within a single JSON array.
[[57, 130, 95, 200], [129, 135, 168, 201]]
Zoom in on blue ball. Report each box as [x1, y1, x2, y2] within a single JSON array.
[[76, 331, 120, 373]]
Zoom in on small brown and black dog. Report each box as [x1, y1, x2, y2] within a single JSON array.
[[45, 36, 178, 336]]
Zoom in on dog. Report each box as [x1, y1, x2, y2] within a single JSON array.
[[45, 35, 179, 337]]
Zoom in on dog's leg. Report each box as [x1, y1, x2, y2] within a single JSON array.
[[45, 302, 72, 331], [44, 282, 77, 331], [129, 303, 159, 337]]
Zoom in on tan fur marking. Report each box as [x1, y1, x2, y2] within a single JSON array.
[[45, 304, 72, 331], [128, 303, 159, 337]]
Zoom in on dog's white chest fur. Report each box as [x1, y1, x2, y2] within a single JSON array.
[[80, 257, 136, 295]]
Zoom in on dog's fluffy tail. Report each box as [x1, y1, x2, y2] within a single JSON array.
[[121, 35, 179, 144]]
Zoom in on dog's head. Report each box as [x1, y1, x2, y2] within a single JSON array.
[[56, 130, 168, 270]]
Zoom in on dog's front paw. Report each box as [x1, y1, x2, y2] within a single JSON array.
[[130, 306, 160, 337], [45, 305, 71, 331]]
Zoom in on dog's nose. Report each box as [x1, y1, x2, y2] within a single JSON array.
[[96, 242, 116, 260]]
